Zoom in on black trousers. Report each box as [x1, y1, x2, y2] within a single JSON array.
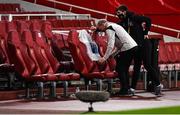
[[115, 47, 137, 91], [131, 39, 160, 89]]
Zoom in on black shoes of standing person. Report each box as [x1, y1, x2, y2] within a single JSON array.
[[154, 84, 163, 96]]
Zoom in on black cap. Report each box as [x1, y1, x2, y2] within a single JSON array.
[[116, 4, 128, 12]]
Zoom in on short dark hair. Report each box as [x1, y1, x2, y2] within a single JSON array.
[[97, 19, 107, 26], [116, 4, 128, 12]]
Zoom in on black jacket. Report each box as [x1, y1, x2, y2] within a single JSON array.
[[117, 11, 151, 46]]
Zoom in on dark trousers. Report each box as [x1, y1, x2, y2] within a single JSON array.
[[115, 47, 137, 91], [131, 39, 160, 89]]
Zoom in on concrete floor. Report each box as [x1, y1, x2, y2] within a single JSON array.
[[0, 91, 180, 114]]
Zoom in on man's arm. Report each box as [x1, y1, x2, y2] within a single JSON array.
[[133, 15, 152, 35], [102, 29, 116, 60]]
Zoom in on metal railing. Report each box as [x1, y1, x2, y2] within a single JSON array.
[[45, 0, 180, 38], [152, 24, 180, 38], [0, 13, 91, 21]]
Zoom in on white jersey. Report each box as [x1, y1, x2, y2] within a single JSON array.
[[103, 22, 137, 60]]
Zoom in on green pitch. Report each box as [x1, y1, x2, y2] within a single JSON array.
[[84, 106, 180, 114]]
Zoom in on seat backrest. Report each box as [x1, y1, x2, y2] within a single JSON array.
[[94, 34, 116, 71], [0, 21, 7, 39], [68, 30, 88, 73], [71, 20, 80, 27], [41, 21, 53, 39], [32, 30, 60, 73], [6, 21, 17, 32], [30, 20, 42, 31], [7, 31, 33, 78], [51, 34, 66, 61], [171, 42, 180, 63], [79, 19, 95, 27], [8, 30, 36, 75], [68, 30, 108, 73], [16, 20, 29, 34], [0, 45, 6, 63], [52, 34, 65, 49], [0, 21, 10, 63], [158, 40, 169, 64], [22, 30, 51, 74], [50, 20, 63, 28], [165, 43, 177, 63], [0, 38, 9, 63], [61, 20, 74, 27]]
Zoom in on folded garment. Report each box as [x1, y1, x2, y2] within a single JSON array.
[[78, 30, 100, 61]]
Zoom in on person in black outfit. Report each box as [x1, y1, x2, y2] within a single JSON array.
[[116, 5, 163, 95]]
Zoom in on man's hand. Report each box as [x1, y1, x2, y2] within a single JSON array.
[[144, 35, 150, 39], [90, 26, 97, 31], [98, 57, 106, 64]]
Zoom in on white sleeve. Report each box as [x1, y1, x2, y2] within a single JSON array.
[[103, 29, 115, 60]]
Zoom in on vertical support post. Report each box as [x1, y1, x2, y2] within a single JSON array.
[[7, 72, 15, 89], [168, 70, 172, 88], [49, 82, 56, 98], [175, 70, 178, 88], [63, 81, 68, 97], [143, 68, 147, 90], [9, 14, 12, 22], [37, 82, 44, 99], [26, 83, 30, 99], [97, 79, 103, 91], [107, 79, 113, 93]]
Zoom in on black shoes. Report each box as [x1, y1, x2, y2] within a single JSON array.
[[119, 89, 129, 96], [128, 88, 135, 96], [154, 84, 163, 96]]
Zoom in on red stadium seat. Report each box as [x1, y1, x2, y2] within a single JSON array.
[[94, 34, 116, 71], [71, 20, 80, 27], [32, 30, 80, 81], [68, 30, 117, 81], [165, 43, 178, 63], [51, 34, 72, 61], [21, 30, 52, 76], [61, 20, 74, 27], [0, 21, 10, 63], [158, 40, 169, 64], [61, 20, 80, 28], [41, 21, 53, 39], [0, 21, 7, 39], [79, 19, 95, 27], [7, 30, 37, 80], [29, 20, 42, 31], [50, 20, 63, 29], [6, 21, 17, 32], [16, 20, 29, 34], [170, 43, 180, 62]]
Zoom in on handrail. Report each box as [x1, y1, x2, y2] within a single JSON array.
[[152, 24, 180, 33], [46, 0, 180, 38], [0, 13, 91, 21]]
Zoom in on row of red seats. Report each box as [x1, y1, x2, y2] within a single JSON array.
[[0, 11, 56, 14], [0, 20, 80, 98], [159, 40, 180, 70], [1, 17, 95, 29], [0, 4, 20, 12], [50, 19, 96, 29], [0, 19, 117, 96], [0, 11, 56, 21]]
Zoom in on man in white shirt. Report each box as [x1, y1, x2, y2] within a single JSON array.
[[97, 20, 137, 95]]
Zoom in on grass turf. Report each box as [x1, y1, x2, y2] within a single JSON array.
[[84, 106, 180, 114]]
